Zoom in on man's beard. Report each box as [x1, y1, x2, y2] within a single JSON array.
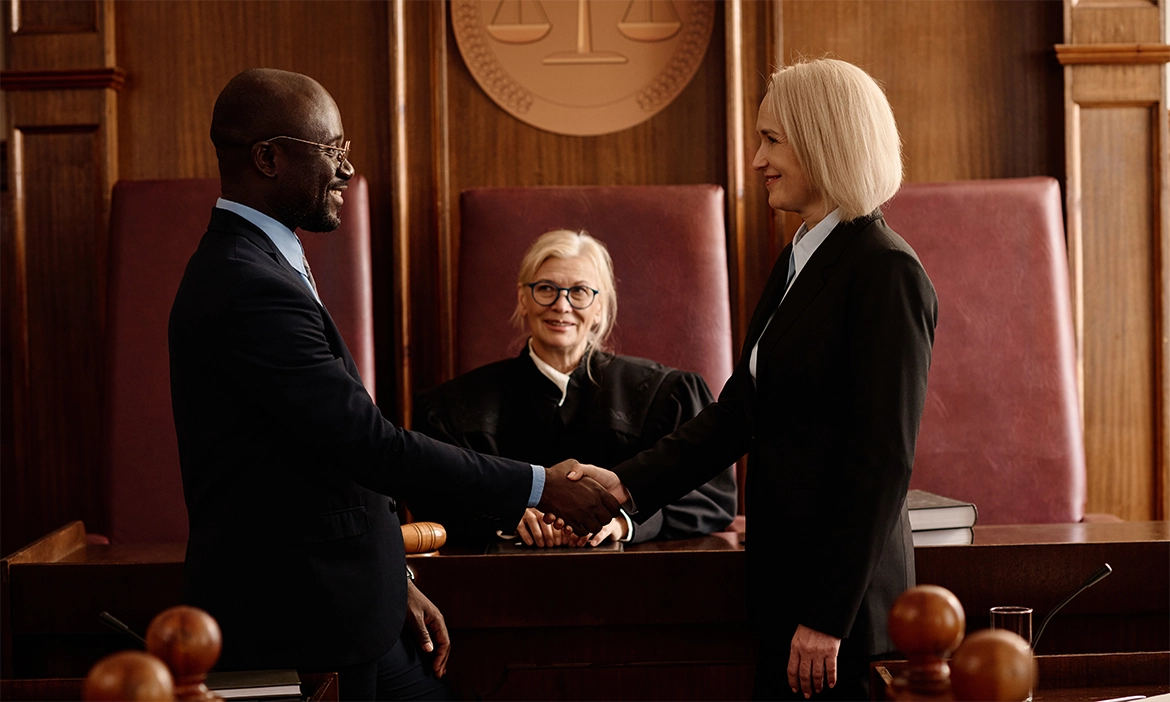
[[276, 185, 342, 233]]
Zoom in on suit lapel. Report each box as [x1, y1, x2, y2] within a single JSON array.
[[755, 212, 881, 363], [742, 242, 795, 358], [206, 209, 359, 380], [207, 209, 321, 308]]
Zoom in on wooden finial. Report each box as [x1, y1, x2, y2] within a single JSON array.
[[887, 584, 966, 699], [145, 605, 223, 702], [950, 629, 1035, 701], [84, 650, 175, 701]]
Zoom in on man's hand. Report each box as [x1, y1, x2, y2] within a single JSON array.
[[787, 624, 840, 698], [405, 579, 451, 678], [565, 463, 631, 505], [537, 459, 622, 535]]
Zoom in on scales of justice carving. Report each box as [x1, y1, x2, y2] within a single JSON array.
[[451, 0, 714, 136], [487, 0, 682, 64]]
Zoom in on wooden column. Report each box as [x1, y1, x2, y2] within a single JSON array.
[[1058, 1, 1169, 520], [1, 0, 122, 553]]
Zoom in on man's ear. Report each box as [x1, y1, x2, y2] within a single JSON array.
[[251, 141, 279, 178]]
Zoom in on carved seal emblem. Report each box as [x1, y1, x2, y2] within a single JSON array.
[[452, 0, 715, 136]]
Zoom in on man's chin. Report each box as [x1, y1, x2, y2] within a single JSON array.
[[301, 213, 342, 233]]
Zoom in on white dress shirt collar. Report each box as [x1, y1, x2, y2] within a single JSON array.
[[527, 339, 572, 407]]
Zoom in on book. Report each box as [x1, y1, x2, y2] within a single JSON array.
[[907, 489, 978, 531], [205, 669, 302, 700], [912, 526, 974, 547]]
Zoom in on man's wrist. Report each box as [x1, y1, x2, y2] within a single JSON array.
[[528, 464, 545, 507]]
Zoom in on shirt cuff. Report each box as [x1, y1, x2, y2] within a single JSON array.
[[619, 509, 635, 542], [527, 464, 545, 508]]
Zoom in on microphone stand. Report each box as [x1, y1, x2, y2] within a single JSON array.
[[1032, 563, 1113, 653], [98, 611, 147, 647]]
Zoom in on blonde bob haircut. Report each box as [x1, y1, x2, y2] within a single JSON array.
[[512, 229, 618, 365], [765, 58, 903, 221]]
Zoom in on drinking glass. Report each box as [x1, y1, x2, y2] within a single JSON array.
[[990, 606, 1033, 701]]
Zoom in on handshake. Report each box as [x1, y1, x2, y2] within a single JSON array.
[[534, 460, 632, 544]]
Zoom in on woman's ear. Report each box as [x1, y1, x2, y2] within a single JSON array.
[[517, 287, 528, 317]]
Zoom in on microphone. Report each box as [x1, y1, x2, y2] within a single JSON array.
[[98, 611, 147, 647], [1032, 563, 1112, 652]]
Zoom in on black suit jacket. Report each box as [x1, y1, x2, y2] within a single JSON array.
[[613, 211, 937, 657], [169, 209, 534, 669], [412, 350, 737, 543]]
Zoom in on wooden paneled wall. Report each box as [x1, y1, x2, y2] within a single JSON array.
[[1058, 0, 1169, 521], [3, 0, 1162, 553], [1, 0, 120, 555]]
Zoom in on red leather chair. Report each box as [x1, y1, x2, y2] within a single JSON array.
[[883, 177, 1087, 524], [103, 176, 374, 543], [457, 185, 734, 395]]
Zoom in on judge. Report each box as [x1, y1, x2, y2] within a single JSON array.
[[413, 229, 737, 547]]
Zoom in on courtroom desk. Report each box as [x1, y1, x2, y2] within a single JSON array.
[[408, 533, 755, 701], [873, 651, 1169, 701], [915, 522, 1169, 655], [1, 522, 186, 678], [0, 671, 339, 701], [4, 522, 1167, 698]]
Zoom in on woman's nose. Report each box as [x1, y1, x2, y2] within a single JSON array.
[[751, 143, 767, 170], [550, 291, 573, 311]]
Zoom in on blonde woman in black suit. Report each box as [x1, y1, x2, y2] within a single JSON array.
[[568, 58, 938, 700]]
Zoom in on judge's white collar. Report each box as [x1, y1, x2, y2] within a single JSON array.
[[528, 339, 571, 406]]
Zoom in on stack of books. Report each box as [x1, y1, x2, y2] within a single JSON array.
[[907, 489, 978, 546], [206, 669, 303, 701]]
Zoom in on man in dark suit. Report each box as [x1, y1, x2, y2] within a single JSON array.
[[169, 68, 619, 700], [567, 58, 938, 700]]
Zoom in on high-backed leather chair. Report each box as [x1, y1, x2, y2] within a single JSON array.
[[457, 185, 734, 395], [883, 177, 1086, 524], [103, 177, 374, 543]]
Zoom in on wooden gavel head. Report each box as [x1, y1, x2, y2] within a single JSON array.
[[84, 650, 175, 701], [950, 629, 1035, 701], [145, 605, 222, 702]]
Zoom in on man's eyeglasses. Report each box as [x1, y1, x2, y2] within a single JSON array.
[[265, 136, 351, 166], [526, 282, 599, 309]]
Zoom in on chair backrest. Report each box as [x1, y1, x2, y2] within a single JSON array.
[[883, 177, 1085, 524], [104, 176, 374, 543], [457, 185, 733, 395]]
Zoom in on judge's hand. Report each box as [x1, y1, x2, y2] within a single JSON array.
[[565, 463, 631, 505], [516, 508, 567, 547], [537, 459, 621, 535], [405, 579, 451, 678], [787, 624, 840, 698]]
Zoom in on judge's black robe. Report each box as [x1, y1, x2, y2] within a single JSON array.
[[413, 348, 737, 543]]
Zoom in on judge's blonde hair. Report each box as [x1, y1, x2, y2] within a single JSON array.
[[765, 58, 903, 220], [512, 229, 617, 368]]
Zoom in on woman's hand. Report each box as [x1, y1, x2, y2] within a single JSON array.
[[582, 517, 628, 547], [787, 624, 840, 698]]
